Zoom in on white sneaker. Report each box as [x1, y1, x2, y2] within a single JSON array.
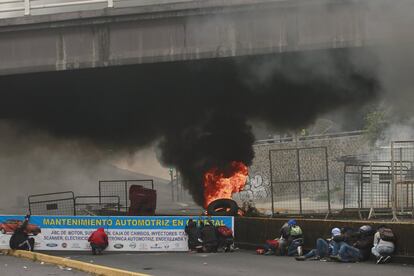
[[376, 256, 384, 264]]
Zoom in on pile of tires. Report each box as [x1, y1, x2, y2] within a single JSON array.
[[207, 199, 239, 216]]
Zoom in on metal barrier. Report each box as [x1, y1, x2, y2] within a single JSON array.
[[0, 0, 193, 19], [391, 141, 414, 218], [98, 179, 154, 212], [28, 191, 75, 216], [74, 195, 120, 216], [268, 146, 330, 215], [341, 141, 414, 220], [255, 130, 366, 145]]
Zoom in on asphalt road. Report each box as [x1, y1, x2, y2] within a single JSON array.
[[49, 250, 414, 276], [0, 255, 86, 276]]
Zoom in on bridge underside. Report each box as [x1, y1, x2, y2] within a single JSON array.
[[0, 0, 374, 76]]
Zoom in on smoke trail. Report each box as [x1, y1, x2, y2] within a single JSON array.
[[0, 49, 378, 206]]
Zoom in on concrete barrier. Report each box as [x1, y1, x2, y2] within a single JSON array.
[[235, 217, 414, 258]]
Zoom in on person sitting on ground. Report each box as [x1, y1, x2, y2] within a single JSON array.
[[216, 224, 235, 252], [296, 227, 342, 261], [279, 219, 304, 256], [185, 219, 202, 252], [371, 225, 395, 264], [261, 237, 280, 255], [353, 225, 375, 262], [9, 214, 35, 251], [88, 227, 108, 255], [201, 221, 218, 253], [330, 226, 371, 263]]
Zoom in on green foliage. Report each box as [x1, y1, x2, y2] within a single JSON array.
[[364, 107, 388, 146]]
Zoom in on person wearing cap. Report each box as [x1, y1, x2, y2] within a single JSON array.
[[353, 225, 375, 262], [296, 227, 341, 261], [279, 219, 303, 256]]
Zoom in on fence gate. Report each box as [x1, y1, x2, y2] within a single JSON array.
[[98, 179, 154, 212], [269, 147, 330, 215], [28, 191, 75, 216], [391, 141, 414, 217]]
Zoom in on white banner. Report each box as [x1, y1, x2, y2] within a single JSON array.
[[0, 215, 234, 251]]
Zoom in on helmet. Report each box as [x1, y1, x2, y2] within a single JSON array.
[[331, 228, 341, 237], [359, 225, 373, 235], [287, 219, 297, 226]]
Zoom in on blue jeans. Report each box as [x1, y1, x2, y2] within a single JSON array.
[[287, 239, 304, 256], [331, 241, 344, 256], [371, 245, 394, 257], [304, 239, 330, 258], [339, 244, 362, 262]]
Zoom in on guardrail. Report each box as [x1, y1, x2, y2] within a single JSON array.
[[254, 130, 366, 145], [0, 0, 192, 19]]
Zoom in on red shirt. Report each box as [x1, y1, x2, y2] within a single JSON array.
[[88, 228, 108, 246]]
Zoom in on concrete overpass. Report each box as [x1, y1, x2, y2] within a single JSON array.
[[0, 0, 405, 76]]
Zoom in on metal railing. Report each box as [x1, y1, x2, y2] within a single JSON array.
[[0, 0, 192, 19], [74, 195, 121, 215], [28, 191, 76, 216], [98, 179, 154, 212], [255, 130, 366, 145]]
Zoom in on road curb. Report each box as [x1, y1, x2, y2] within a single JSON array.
[[1, 249, 151, 276]]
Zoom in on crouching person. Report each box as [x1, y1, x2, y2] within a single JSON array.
[[185, 219, 202, 252], [201, 221, 218, 253], [88, 228, 108, 255], [279, 219, 304, 256], [9, 214, 35, 251], [372, 225, 395, 264]]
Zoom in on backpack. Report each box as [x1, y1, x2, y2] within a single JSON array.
[[379, 228, 395, 242], [217, 226, 233, 237], [290, 226, 303, 237]]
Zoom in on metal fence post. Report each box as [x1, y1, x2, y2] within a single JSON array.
[[269, 150, 275, 217], [296, 148, 302, 214], [24, 0, 30, 15], [391, 141, 398, 221], [125, 180, 128, 211], [343, 165, 346, 210], [325, 147, 331, 213]]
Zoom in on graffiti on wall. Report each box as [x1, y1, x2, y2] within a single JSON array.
[[235, 174, 271, 202]]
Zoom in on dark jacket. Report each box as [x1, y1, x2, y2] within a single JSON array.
[[185, 221, 201, 247], [88, 228, 108, 246], [341, 227, 359, 245], [201, 224, 218, 245], [280, 223, 290, 240], [354, 234, 374, 261], [9, 218, 30, 249]]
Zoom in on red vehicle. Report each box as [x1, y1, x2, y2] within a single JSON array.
[[0, 219, 41, 236]]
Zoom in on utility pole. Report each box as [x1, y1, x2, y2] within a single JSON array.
[[169, 168, 174, 202], [175, 169, 180, 202]]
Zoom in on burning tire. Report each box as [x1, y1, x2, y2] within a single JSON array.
[[207, 199, 239, 216]]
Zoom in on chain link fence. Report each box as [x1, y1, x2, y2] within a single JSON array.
[[98, 179, 154, 212], [74, 195, 120, 216], [341, 141, 414, 219], [28, 191, 75, 216], [268, 146, 330, 215]]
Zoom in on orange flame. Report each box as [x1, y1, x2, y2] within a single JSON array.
[[203, 161, 248, 208]]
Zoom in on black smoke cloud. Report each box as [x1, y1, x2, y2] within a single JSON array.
[[0, 48, 378, 206]]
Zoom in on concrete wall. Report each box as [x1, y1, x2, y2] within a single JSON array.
[[235, 217, 414, 258]]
